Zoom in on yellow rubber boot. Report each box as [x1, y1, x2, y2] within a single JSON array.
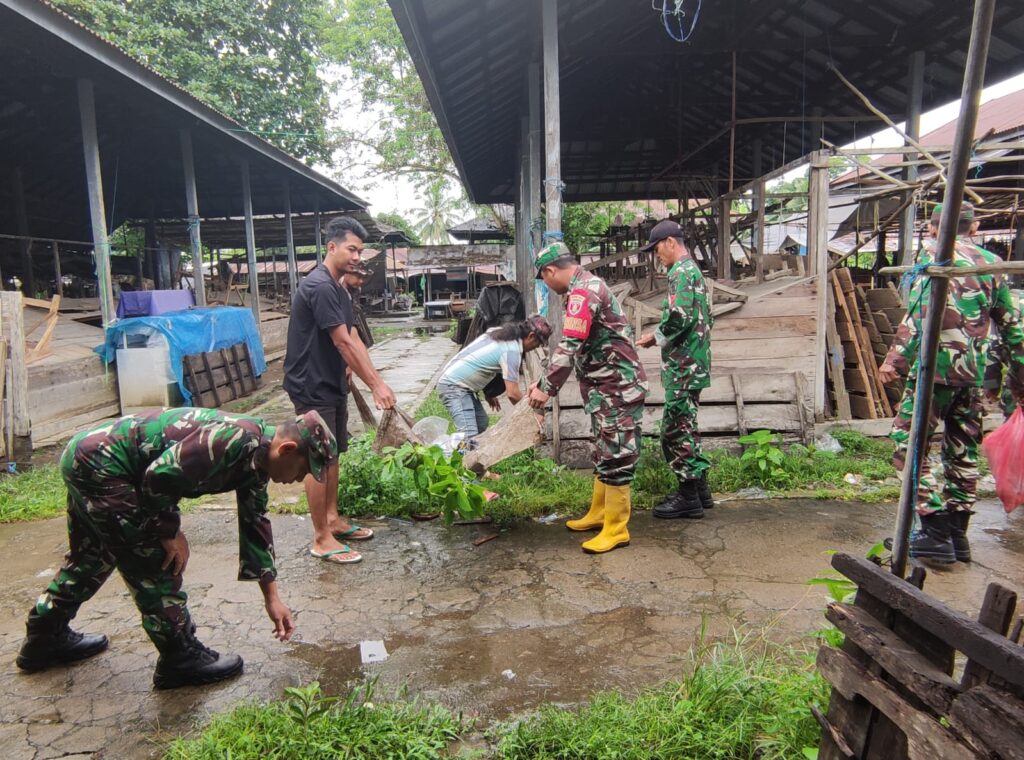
[[582, 484, 631, 554], [566, 478, 605, 531]]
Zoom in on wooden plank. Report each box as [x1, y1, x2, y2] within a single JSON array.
[[832, 553, 1024, 689], [961, 584, 1018, 690], [817, 646, 976, 760], [825, 602, 961, 714], [651, 335, 817, 363], [220, 348, 240, 400], [32, 402, 120, 444], [0, 337, 7, 459], [831, 271, 878, 418], [715, 295, 816, 319], [29, 374, 118, 423], [825, 299, 852, 420], [948, 685, 1024, 760], [848, 394, 875, 419], [563, 372, 801, 406], [843, 370, 870, 394], [731, 374, 747, 437], [865, 287, 903, 310], [0, 291, 32, 460], [554, 403, 803, 438], [711, 315, 817, 340]]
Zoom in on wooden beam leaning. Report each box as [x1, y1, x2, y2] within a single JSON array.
[[0, 291, 32, 463]]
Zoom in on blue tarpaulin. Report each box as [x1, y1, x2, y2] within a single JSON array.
[[96, 306, 267, 404]]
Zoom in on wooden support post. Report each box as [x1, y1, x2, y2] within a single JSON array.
[[542, 0, 563, 461], [717, 197, 732, 280], [899, 51, 925, 267], [754, 178, 766, 283], [52, 242, 63, 298], [180, 129, 207, 306], [283, 180, 298, 294], [314, 203, 323, 266], [240, 160, 262, 332], [809, 151, 831, 420], [77, 78, 115, 327], [0, 291, 32, 464], [728, 50, 737, 193], [526, 59, 542, 314], [12, 167, 34, 296], [515, 115, 531, 304]]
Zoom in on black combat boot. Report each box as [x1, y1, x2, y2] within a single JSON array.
[[949, 511, 972, 563], [697, 473, 715, 510], [653, 480, 704, 519], [16, 609, 109, 672], [153, 624, 243, 689], [909, 511, 956, 564]]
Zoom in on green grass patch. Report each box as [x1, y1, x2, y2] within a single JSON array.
[[0, 464, 65, 522], [493, 631, 827, 760], [164, 681, 464, 760]]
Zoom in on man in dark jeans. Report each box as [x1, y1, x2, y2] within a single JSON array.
[[284, 216, 396, 565]]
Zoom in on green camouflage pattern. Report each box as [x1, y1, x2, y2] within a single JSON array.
[[656, 258, 713, 391], [983, 289, 1024, 418], [295, 409, 338, 482], [32, 408, 281, 646], [662, 390, 711, 481], [538, 268, 648, 484], [886, 239, 1024, 389], [891, 382, 982, 515]]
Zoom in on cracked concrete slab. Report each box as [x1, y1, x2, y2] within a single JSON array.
[[1, 497, 1022, 758]]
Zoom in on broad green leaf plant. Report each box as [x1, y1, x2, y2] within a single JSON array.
[[382, 443, 486, 524]]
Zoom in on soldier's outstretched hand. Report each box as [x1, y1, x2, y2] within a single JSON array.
[[528, 383, 550, 410], [266, 598, 295, 642], [160, 532, 190, 576]]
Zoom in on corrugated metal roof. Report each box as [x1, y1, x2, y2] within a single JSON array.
[[389, 0, 1024, 204]]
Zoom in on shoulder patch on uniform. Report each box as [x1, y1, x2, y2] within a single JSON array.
[[563, 288, 593, 339]]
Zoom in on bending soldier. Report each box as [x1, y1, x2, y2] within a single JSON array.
[[17, 408, 337, 689], [528, 242, 648, 554]]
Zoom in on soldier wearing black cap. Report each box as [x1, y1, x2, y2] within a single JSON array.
[[636, 220, 714, 519]]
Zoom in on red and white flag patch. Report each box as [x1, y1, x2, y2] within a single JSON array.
[[563, 288, 592, 339]]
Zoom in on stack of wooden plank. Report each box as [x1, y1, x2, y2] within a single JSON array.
[[183, 343, 260, 408], [863, 286, 907, 407], [829, 268, 892, 419]]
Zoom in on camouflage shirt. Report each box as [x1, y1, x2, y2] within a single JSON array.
[[983, 289, 1024, 390], [537, 268, 648, 412], [655, 258, 713, 390], [886, 239, 1024, 389], [63, 408, 279, 582]]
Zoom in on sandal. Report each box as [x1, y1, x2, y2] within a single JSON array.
[[310, 546, 362, 564], [333, 525, 374, 541]]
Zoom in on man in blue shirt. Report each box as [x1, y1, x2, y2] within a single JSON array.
[[437, 316, 551, 439]]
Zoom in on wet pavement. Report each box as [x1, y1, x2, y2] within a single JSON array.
[[1, 496, 1022, 759]]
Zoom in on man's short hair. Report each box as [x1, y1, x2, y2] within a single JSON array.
[[547, 255, 576, 270], [325, 216, 368, 245]]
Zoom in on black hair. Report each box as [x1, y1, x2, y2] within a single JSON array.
[[325, 216, 368, 244], [488, 320, 535, 342], [545, 254, 577, 270]]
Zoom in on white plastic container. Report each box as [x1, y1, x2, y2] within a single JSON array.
[[115, 335, 181, 414]]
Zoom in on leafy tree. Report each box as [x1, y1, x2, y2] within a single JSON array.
[[374, 211, 421, 247], [562, 203, 628, 256], [51, 0, 332, 162], [411, 182, 462, 245], [323, 0, 456, 190]]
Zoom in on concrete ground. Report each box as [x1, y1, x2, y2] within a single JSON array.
[[1, 496, 1022, 759]]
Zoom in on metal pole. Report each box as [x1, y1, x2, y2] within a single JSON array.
[[314, 202, 323, 265], [891, 0, 996, 579], [283, 180, 298, 294], [12, 167, 34, 296], [77, 78, 114, 326], [899, 51, 926, 267], [240, 160, 262, 330], [180, 129, 207, 306]]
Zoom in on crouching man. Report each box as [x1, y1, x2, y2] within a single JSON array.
[[16, 408, 336, 689]]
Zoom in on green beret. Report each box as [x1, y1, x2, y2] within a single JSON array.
[[535, 242, 571, 277]]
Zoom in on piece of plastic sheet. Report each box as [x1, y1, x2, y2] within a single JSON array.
[[981, 407, 1024, 514], [96, 306, 267, 405]]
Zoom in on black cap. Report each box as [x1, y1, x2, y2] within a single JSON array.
[[639, 220, 684, 252]]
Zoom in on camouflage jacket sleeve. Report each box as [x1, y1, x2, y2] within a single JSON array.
[[140, 423, 277, 582], [537, 287, 598, 396], [989, 279, 1024, 392], [983, 328, 1008, 390], [885, 258, 929, 375]]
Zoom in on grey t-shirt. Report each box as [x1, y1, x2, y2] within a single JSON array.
[[283, 264, 353, 406]]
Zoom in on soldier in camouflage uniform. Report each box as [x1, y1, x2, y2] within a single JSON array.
[[982, 288, 1024, 419], [637, 221, 714, 519], [16, 408, 337, 689], [880, 203, 1024, 563], [528, 242, 649, 554]]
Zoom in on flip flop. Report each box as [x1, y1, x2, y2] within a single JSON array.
[[310, 546, 362, 564], [333, 525, 374, 541]]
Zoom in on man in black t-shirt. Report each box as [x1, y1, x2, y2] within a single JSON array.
[[284, 216, 396, 565]]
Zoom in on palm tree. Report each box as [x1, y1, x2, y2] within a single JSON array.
[[411, 182, 460, 244]]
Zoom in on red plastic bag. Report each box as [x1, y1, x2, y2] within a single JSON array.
[[982, 407, 1024, 514]]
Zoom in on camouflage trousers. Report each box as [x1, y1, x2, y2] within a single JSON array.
[[662, 388, 711, 481], [34, 493, 191, 652], [590, 398, 644, 486], [891, 381, 982, 515]]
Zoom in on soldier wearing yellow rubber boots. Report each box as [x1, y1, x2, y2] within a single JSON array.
[[528, 243, 649, 554]]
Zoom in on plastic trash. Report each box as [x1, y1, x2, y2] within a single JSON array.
[[982, 408, 1024, 514], [360, 640, 389, 665], [814, 432, 843, 453], [501, 669, 516, 680], [412, 415, 449, 445]]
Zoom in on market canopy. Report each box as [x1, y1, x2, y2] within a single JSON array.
[[389, 0, 1024, 203]]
